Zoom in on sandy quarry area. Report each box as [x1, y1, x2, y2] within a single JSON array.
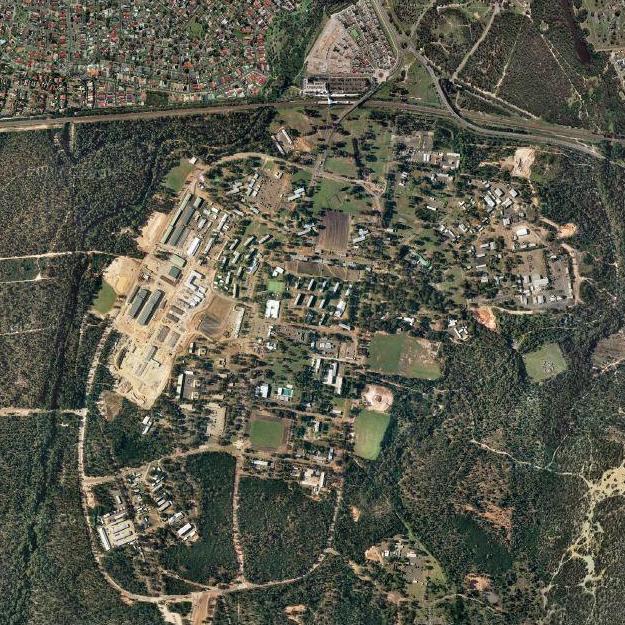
[[511, 147, 536, 179], [362, 384, 394, 413], [365, 545, 385, 564], [473, 306, 497, 332], [498, 147, 536, 179], [103, 256, 141, 296], [137, 211, 169, 253]]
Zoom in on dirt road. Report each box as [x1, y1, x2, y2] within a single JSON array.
[[0, 250, 119, 262]]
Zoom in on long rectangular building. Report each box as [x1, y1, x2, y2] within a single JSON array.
[[163, 194, 198, 247], [128, 287, 150, 318], [137, 289, 164, 326], [161, 193, 191, 244]]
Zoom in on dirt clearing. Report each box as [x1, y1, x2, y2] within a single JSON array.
[[101, 390, 124, 420], [284, 605, 307, 625], [197, 293, 235, 338], [473, 306, 497, 331], [103, 256, 141, 296], [318, 210, 350, 254], [465, 574, 492, 592], [511, 147, 536, 179], [557, 223, 578, 238], [137, 211, 169, 253], [365, 545, 384, 564], [496, 147, 536, 179], [362, 384, 394, 413]]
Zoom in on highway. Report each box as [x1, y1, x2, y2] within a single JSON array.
[[0, 38, 623, 162], [372, 0, 618, 159], [0, 100, 287, 132], [0, 94, 614, 160], [405, 50, 607, 159], [368, 0, 621, 158]]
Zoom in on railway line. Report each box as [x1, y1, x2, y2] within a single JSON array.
[[0, 90, 623, 160]]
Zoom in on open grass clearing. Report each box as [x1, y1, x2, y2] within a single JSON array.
[[163, 158, 195, 193], [249, 418, 286, 450], [92, 281, 117, 314], [378, 60, 440, 107], [405, 61, 440, 106], [341, 110, 393, 181], [272, 108, 315, 136], [368, 333, 442, 380], [325, 156, 358, 178], [354, 410, 391, 460], [522, 342, 568, 382], [312, 179, 372, 215], [267, 279, 285, 295]]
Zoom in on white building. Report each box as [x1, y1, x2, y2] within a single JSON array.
[[265, 299, 281, 319]]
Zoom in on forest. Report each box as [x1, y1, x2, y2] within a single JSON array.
[[0, 412, 165, 625], [454, 5, 625, 132], [0, 108, 277, 414], [161, 453, 239, 585], [238, 478, 336, 583]]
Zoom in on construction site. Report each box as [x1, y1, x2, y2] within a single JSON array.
[[110, 166, 240, 409]]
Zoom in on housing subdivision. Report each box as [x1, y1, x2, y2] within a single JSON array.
[[302, 0, 397, 100], [0, 0, 296, 116]]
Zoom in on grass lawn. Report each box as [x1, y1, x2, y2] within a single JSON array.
[[406, 61, 440, 106], [272, 108, 313, 135], [291, 168, 312, 189], [164, 158, 195, 193], [267, 279, 285, 295], [523, 343, 568, 382], [325, 156, 358, 178], [188, 18, 204, 37], [354, 410, 391, 460], [245, 221, 269, 238], [343, 109, 371, 135], [312, 179, 371, 215], [368, 333, 442, 380], [250, 419, 285, 449], [437, 264, 466, 305], [92, 281, 117, 314], [402, 537, 447, 603]]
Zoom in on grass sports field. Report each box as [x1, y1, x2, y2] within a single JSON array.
[[368, 333, 442, 380], [523, 343, 568, 382], [354, 410, 391, 460], [164, 158, 194, 192], [92, 282, 117, 314], [249, 419, 285, 449], [267, 279, 285, 295]]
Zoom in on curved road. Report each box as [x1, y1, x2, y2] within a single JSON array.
[[408, 50, 606, 159], [0, 93, 623, 162]]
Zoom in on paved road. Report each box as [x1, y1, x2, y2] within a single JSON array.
[[402, 51, 609, 159], [0, 90, 623, 160], [0, 100, 298, 132]]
